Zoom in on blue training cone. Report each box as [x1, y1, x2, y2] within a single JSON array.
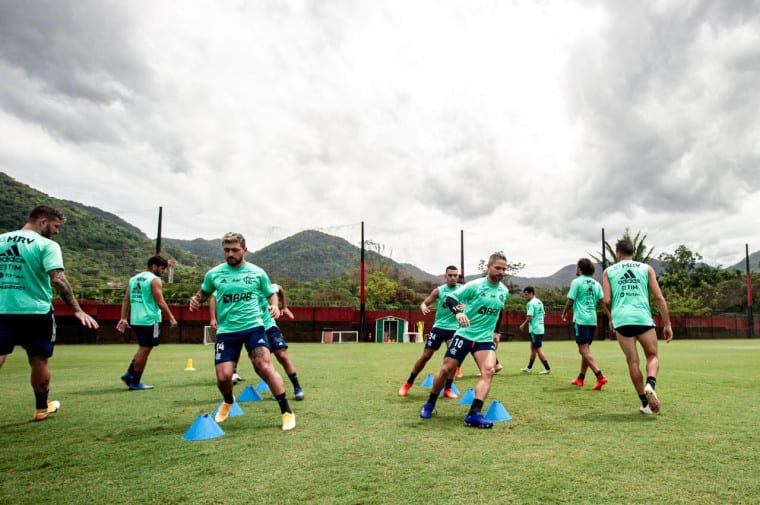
[[458, 388, 476, 405], [439, 382, 461, 397], [254, 379, 271, 393], [182, 414, 225, 441], [237, 385, 263, 402], [484, 400, 512, 422], [212, 401, 244, 418], [421, 374, 434, 388]]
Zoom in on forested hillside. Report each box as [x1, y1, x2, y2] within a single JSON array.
[[0, 173, 214, 299]]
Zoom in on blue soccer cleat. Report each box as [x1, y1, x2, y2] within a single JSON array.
[[294, 387, 305, 401], [128, 383, 155, 391], [121, 373, 133, 387], [464, 412, 494, 429], [419, 402, 436, 419]]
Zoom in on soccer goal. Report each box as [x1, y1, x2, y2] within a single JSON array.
[[203, 326, 217, 345], [402, 332, 423, 343], [321, 330, 359, 343]]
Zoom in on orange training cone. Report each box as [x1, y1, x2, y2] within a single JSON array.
[[184, 358, 195, 371]]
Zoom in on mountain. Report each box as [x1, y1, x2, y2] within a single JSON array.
[[508, 259, 665, 289], [0, 172, 215, 291], [730, 250, 760, 272]]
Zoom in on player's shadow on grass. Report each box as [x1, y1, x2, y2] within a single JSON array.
[[568, 411, 658, 423]]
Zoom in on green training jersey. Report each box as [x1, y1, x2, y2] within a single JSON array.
[[526, 297, 545, 334], [606, 260, 654, 327], [567, 275, 602, 326], [433, 283, 459, 331], [127, 271, 161, 325], [258, 283, 279, 330], [0, 229, 64, 314], [201, 262, 276, 334], [450, 276, 508, 343]]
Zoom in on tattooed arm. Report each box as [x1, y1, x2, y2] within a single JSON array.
[[49, 269, 99, 329]]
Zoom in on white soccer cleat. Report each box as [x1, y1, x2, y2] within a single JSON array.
[[644, 383, 660, 413], [639, 405, 654, 415]]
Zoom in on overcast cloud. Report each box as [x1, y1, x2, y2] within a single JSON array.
[[1, 0, 759, 277]]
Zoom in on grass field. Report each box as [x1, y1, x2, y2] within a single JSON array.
[[1, 339, 758, 505]]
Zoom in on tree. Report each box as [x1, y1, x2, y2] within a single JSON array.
[[591, 227, 655, 266]]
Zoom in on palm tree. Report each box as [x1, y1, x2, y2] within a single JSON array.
[[591, 227, 655, 267]]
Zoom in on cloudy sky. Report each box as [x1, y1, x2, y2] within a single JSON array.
[[1, 0, 759, 277]]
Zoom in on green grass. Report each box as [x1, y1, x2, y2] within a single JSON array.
[[1, 339, 758, 505]]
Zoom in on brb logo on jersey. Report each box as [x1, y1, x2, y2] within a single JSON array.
[[222, 292, 253, 304], [477, 306, 500, 315]]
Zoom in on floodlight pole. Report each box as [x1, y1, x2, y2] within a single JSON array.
[[360, 221, 366, 341], [460, 229, 465, 283], [155, 206, 163, 256], [746, 244, 754, 337]]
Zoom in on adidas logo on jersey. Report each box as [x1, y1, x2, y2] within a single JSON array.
[[0, 244, 25, 264]]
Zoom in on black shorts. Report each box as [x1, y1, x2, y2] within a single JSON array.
[[133, 323, 160, 347], [425, 327, 456, 351], [266, 326, 288, 351], [615, 325, 655, 337], [214, 326, 270, 365], [0, 311, 56, 358], [574, 324, 595, 345]]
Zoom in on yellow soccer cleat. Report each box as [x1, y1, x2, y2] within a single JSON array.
[[281, 411, 296, 431], [34, 400, 61, 422], [214, 399, 234, 423]]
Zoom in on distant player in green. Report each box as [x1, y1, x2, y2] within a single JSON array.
[[603, 239, 673, 415], [519, 286, 551, 374], [561, 258, 608, 390], [398, 265, 461, 399], [189, 232, 295, 431], [117, 256, 177, 390], [0, 205, 99, 421], [419, 252, 509, 429]]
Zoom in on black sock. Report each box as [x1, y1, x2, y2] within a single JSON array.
[[639, 393, 648, 407], [427, 393, 439, 406], [542, 360, 550, 371], [275, 393, 292, 414], [127, 359, 135, 376], [468, 399, 484, 415], [233, 366, 238, 374], [578, 373, 586, 380], [34, 391, 49, 410], [288, 373, 301, 389], [132, 371, 143, 384], [528, 358, 535, 369], [407, 372, 418, 385], [595, 370, 603, 378], [223, 391, 234, 404], [646, 376, 656, 389], [445, 378, 453, 389]]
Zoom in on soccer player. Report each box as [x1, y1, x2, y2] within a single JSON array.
[[189, 232, 295, 431], [561, 258, 608, 389], [117, 256, 178, 390], [0, 205, 99, 421], [419, 252, 509, 429], [519, 286, 552, 374], [603, 239, 673, 414], [398, 265, 461, 399], [210, 283, 304, 400]]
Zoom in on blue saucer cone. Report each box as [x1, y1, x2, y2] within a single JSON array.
[[421, 374, 434, 388], [484, 400, 512, 422], [255, 379, 271, 393], [458, 388, 475, 405], [237, 385, 263, 402], [212, 401, 244, 418], [182, 414, 225, 441]]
